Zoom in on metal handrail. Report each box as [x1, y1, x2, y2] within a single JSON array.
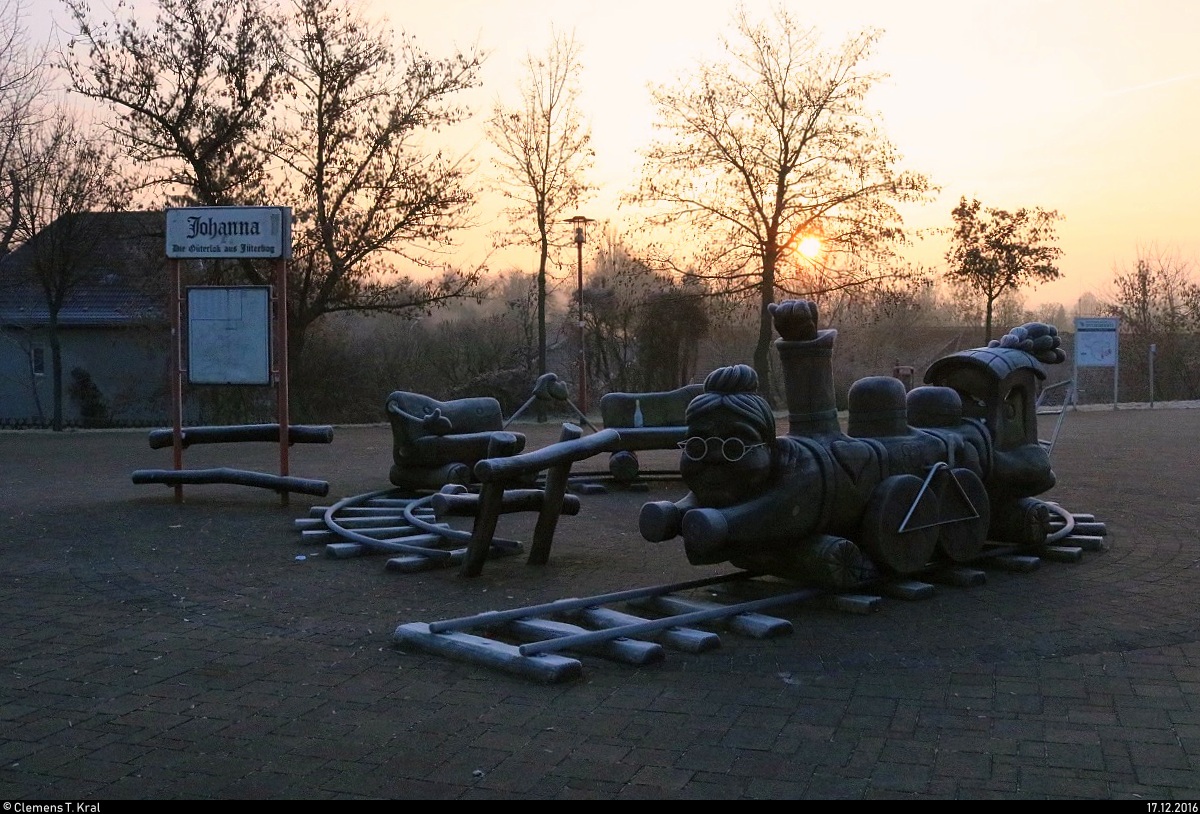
[[1035, 379, 1073, 457]]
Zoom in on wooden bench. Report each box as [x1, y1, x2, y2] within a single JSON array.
[[598, 384, 703, 482]]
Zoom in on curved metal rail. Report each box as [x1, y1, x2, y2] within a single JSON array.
[[321, 489, 453, 560], [1044, 501, 1076, 543]]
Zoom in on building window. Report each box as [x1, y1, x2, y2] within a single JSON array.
[[31, 346, 45, 377]]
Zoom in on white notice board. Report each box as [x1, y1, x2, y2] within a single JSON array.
[[187, 287, 271, 385], [1074, 317, 1119, 367]]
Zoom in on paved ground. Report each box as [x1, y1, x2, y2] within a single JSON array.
[[1, 405, 1198, 800]]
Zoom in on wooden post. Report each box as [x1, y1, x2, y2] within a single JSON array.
[[460, 433, 522, 577], [528, 423, 583, 565], [170, 258, 184, 503], [274, 257, 290, 507]]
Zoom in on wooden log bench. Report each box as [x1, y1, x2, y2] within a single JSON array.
[[147, 424, 333, 449], [136, 424, 333, 499], [132, 467, 330, 496]]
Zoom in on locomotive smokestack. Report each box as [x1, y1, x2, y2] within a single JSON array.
[[770, 300, 841, 437]]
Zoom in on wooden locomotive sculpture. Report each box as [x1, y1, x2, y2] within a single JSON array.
[[639, 299, 1066, 587]]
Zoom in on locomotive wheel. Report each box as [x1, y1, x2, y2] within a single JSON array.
[[608, 450, 641, 483], [936, 468, 991, 563], [989, 497, 1053, 548], [803, 534, 866, 589], [1017, 499, 1053, 548], [858, 474, 939, 575]]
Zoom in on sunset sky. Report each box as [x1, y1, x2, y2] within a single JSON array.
[[31, 0, 1200, 310]]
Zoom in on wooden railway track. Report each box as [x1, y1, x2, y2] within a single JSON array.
[[386, 504, 1105, 683]]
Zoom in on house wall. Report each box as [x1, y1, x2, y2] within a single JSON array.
[[0, 326, 173, 425]]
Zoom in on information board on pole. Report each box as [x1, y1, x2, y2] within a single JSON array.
[[187, 286, 271, 385], [1073, 316, 1120, 407], [161, 205, 296, 505], [1074, 317, 1119, 367]]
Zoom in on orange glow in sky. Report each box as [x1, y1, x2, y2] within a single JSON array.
[[31, 0, 1200, 310], [398, 0, 1200, 309]]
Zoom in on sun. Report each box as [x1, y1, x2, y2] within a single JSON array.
[[797, 236, 822, 259]]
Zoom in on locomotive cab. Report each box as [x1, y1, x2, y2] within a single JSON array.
[[924, 347, 1055, 497]]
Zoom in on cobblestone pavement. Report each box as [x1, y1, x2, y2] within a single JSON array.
[[0, 405, 1198, 799]]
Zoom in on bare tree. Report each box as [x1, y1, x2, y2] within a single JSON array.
[[584, 230, 709, 393], [583, 232, 656, 393], [631, 4, 932, 400], [944, 196, 1063, 345], [63, 0, 486, 374], [63, 0, 284, 210], [487, 30, 594, 377], [271, 0, 485, 363], [1107, 247, 1200, 400], [10, 110, 133, 429], [1072, 292, 1105, 319], [0, 0, 49, 255]]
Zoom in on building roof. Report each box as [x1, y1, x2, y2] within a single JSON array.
[[0, 211, 167, 328]]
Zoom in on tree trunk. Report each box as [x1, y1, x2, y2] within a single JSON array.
[[537, 239, 549, 377], [0, 171, 20, 256], [49, 313, 63, 432], [535, 232, 550, 423], [753, 254, 778, 407]]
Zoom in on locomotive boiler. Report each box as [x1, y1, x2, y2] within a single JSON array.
[[639, 299, 1064, 586]]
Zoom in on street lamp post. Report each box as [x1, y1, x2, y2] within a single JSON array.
[[566, 215, 592, 415]]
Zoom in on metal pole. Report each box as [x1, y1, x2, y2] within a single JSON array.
[[275, 258, 290, 507], [170, 258, 184, 503], [1113, 348, 1119, 410], [575, 230, 587, 415], [1070, 333, 1078, 411], [1149, 343, 1156, 408]]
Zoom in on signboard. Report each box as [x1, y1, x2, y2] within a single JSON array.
[[187, 287, 271, 385], [1074, 317, 1119, 368], [166, 206, 292, 259]]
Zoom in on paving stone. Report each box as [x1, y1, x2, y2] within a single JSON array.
[[1, 412, 1199, 798]]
